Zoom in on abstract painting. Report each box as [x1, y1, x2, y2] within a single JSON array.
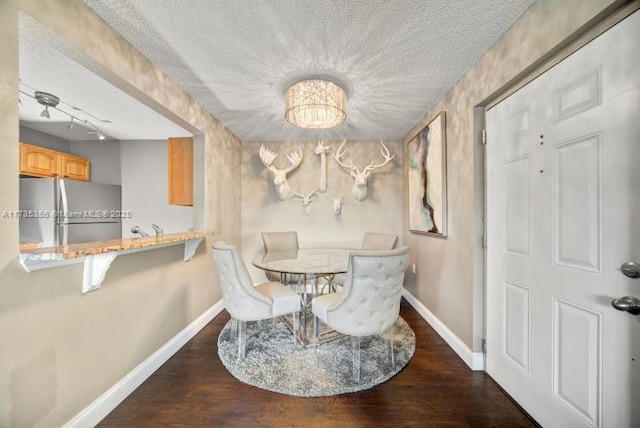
[[407, 112, 447, 236]]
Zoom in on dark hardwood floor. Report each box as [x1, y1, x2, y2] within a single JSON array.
[[99, 300, 535, 427]]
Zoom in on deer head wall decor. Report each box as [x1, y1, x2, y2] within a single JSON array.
[[259, 144, 303, 200], [292, 188, 318, 215], [333, 140, 395, 201]]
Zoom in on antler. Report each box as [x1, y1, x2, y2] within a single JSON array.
[[307, 187, 319, 199], [259, 144, 277, 171], [292, 187, 318, 203], [284, 146, 303, 173], [363, 141, 395, 176], [333, 140, 358, 172], [259, 144, 303, 174]]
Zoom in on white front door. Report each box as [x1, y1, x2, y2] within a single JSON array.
[[486, 11, 640, 428]]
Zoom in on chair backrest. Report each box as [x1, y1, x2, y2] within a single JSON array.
[[211, 241, 272, 321], [361, 232, 398, 250], [329, 246, 409, 336], [262, 231, 299, 253]]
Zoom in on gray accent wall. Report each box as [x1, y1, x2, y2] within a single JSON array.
[[70, 139, 121, 185], [119, 139, 194, 237], [19, 125, 71, 152]]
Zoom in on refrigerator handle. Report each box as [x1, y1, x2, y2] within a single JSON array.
[[59, 178, 69, 216], [61, 223, 68, 245], [54, 178, 69, 246]]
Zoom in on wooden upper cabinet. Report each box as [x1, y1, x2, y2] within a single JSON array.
[[19, 143, 90, 181], [168, 137, 194, 206], [19, 143, 60, 178], [60, 153, 90, 181]]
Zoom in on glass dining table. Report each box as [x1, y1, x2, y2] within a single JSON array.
[[253, 248, 351, 346]]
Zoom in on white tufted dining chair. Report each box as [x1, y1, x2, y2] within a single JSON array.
[[261, 231, 299, 283], [312, 246, 410, 382], [361, 232, 398, 250], [212, 241, 301, 360], [329, 232, 398, 289], [261, 231, 318, 289]]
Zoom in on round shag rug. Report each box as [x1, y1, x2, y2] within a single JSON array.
[[217, 316, 415, 397]]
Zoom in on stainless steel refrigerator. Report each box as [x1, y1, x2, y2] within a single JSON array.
[[20, 177, 122, 247]]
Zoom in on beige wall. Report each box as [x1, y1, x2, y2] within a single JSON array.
[[0, 1, 241, 427], [403, 0, 624, 352], [241, 140, 403, 280]]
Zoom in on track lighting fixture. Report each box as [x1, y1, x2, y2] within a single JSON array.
[[19, 84, 111, 141], [35, 91, 59, 121]]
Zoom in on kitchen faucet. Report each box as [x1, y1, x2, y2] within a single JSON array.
[[151, 224, 163, 239], [131, 226, 149, 237]]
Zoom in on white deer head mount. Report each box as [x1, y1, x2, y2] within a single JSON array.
[[332, 197, 343, 215], [333, 140, 395, 201], [292, 188, 318, 215], [259, 144, 303, 200]]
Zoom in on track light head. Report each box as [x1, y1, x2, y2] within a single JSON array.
[[40, 106, 50, 119]]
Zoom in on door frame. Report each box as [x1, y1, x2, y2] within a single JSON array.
[[479, 0, 640, 371]]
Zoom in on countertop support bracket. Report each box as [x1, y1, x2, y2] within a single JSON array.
[[83, 252, 118, 293], [184, 238, 204, 261]]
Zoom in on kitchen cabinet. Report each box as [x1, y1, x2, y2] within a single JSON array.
[[19, 143, 59, 178], [19, 143, 90, 181], [168, 137, 193, 206], [59, 152, 90, 181]]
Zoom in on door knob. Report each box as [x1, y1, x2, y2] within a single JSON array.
[[611, 296, 640, 315], [621, 261, 640, 278]]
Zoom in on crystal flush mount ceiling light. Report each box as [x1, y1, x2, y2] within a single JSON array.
[[284, 79, 347, 129]]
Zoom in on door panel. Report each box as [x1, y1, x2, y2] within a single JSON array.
[[552, 298, 601, 426], [503, 281, 530, 373], [553, 134, 602, 272], [486, 11, 640, 428], [505, 156, 531, 257]]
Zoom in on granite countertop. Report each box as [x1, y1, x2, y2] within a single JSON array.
[[20, 231, 215, 260]]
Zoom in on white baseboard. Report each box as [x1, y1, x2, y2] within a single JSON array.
[[402, 289, 484, 371], [64, 299, 226, 428]]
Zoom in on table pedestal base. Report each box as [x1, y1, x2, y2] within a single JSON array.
[[283, 312, 341, 347]]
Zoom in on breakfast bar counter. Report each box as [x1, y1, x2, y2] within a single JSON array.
[[19, 231, 214, 260], [19, 231, 217, 293]]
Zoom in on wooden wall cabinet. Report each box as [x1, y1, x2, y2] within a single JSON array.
[[168, 137, 193, 206], [19, 143, 60, 178], [19, 142, 90, 181], [59, 153, 90, 181]]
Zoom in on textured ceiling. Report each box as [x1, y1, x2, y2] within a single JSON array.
[[81, 0, 535, 142], [18, 13, 191, 142]]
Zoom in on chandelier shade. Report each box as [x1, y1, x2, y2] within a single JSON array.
[[284, 79, 346, 129]]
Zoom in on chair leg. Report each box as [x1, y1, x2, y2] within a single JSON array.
[[237, 320, 247, 360], [386, 325, 395, 367], [292, 312, 299, 345], [230, 317, 238, 339], [352, 336, 361, 383], [313, 315, 321, 350]]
